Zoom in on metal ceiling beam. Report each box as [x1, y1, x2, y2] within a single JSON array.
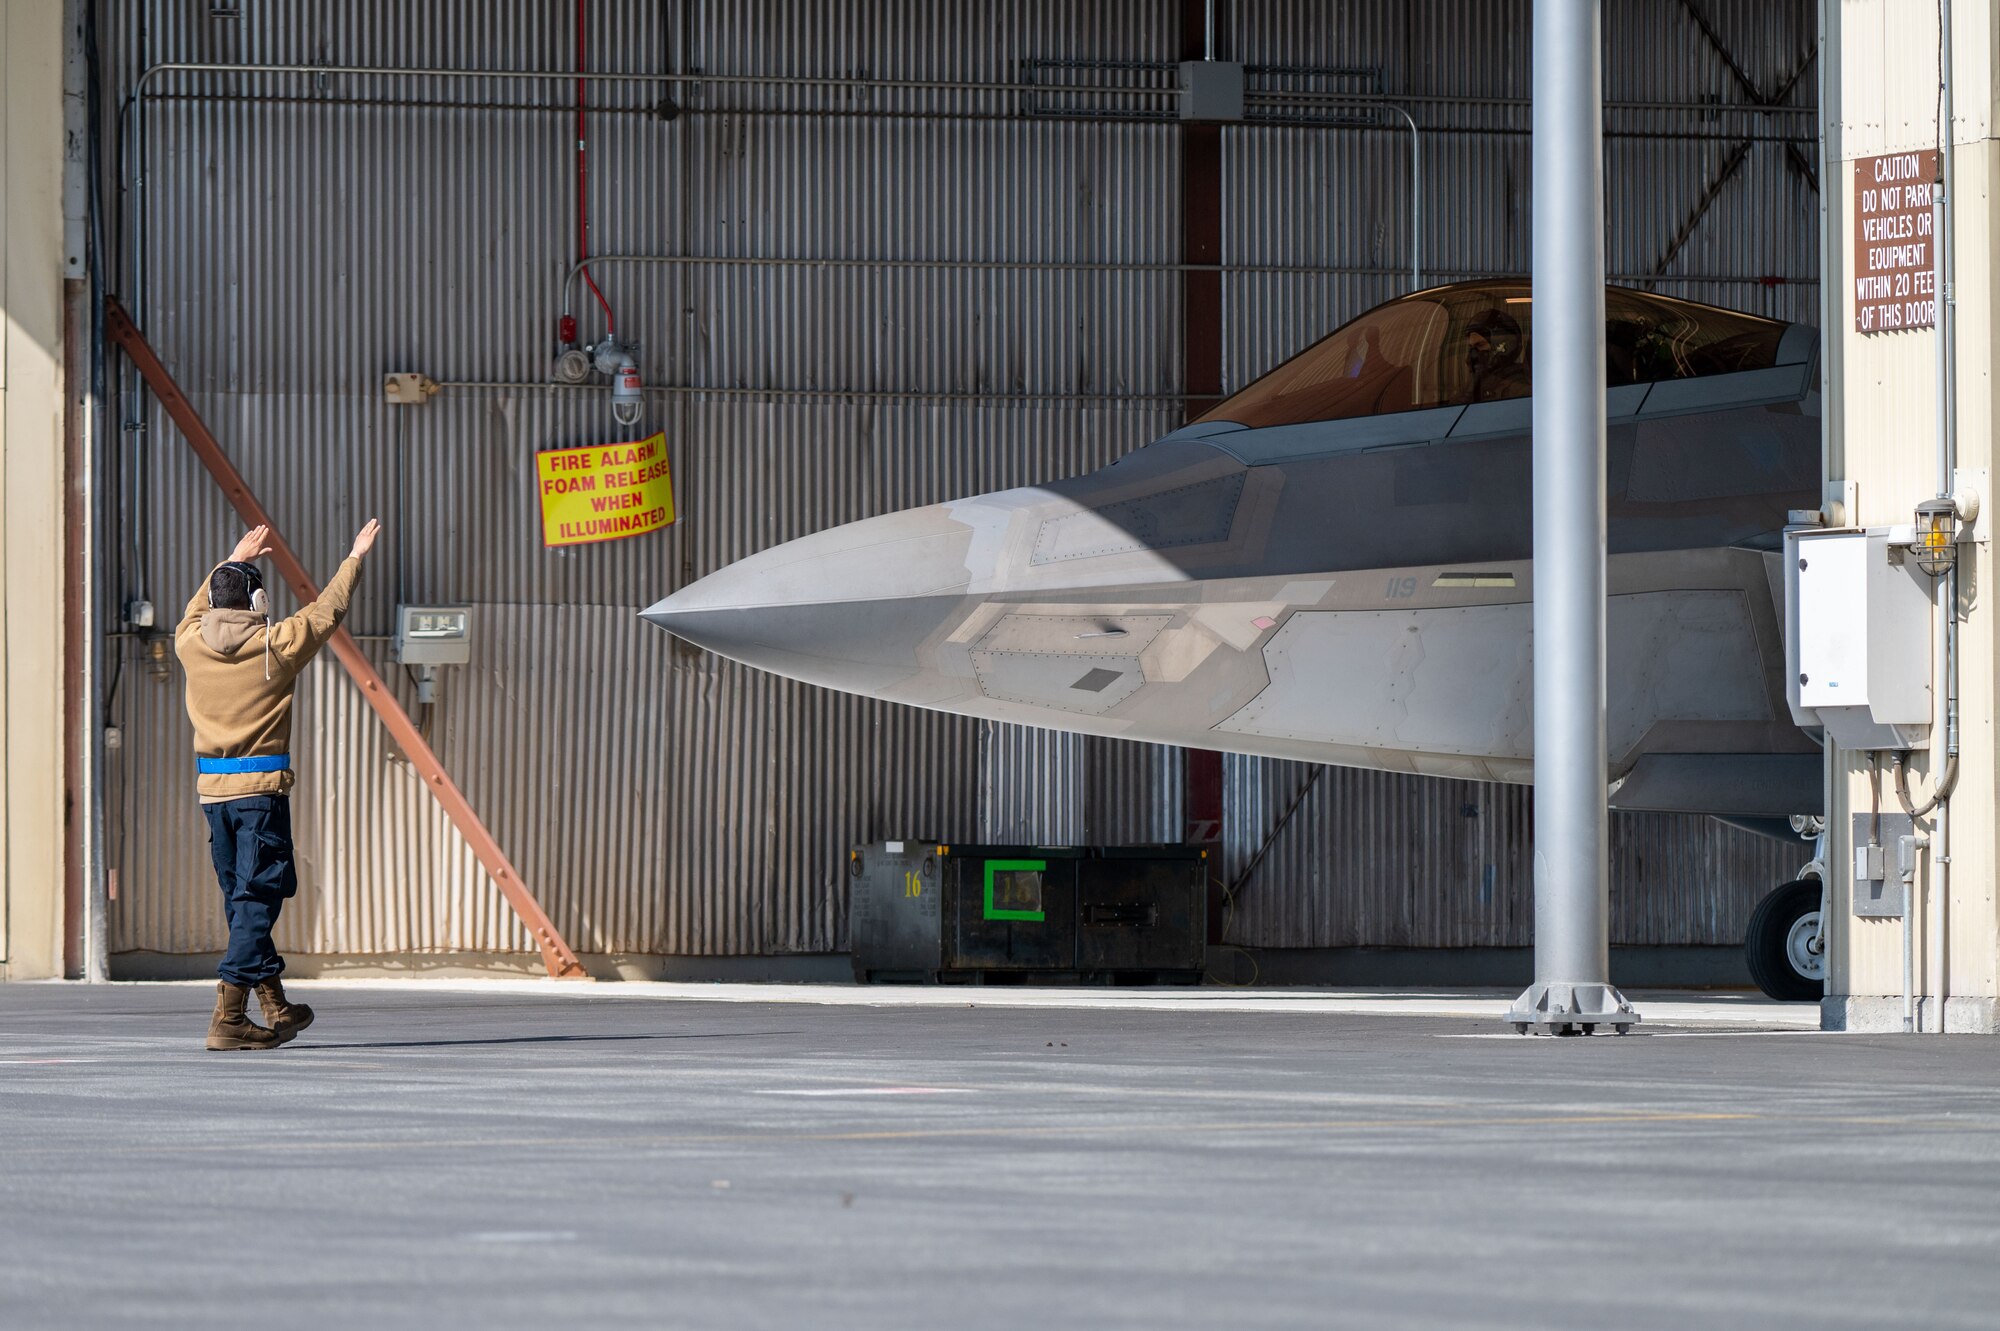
[[1784, 141, 1821, 195], [104, 298, 588, 982], [1648, 140, 1754, 282], [1678, 0, 1817, 110], [1678, 0, 1767, 106], [1640, 34, 1820, 283]]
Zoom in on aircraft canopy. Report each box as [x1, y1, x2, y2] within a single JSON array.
[[1199, 280, 1792, 431]]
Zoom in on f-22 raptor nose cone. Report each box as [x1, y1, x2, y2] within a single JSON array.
[[641, 506, 977, 694], [642, 280, 1828, 828]]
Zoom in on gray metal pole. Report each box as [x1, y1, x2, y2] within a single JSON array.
[[1507, 0, 1638, 1035]]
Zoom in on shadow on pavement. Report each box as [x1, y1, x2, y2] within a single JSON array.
[[297, 1029, 805, 1051]]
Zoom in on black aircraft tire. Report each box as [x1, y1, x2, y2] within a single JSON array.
[[1745, 879, 1825, 1002]]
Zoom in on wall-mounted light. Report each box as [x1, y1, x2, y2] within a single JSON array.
[[394, 605, 474, 707], [610, 353, 644, 426], [1913, 497, 1960, 577], [576, 335, 645, 425]]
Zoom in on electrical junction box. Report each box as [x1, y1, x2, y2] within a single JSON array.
[[383, 372, 440, 405], [393, 605, 473, 665], [1849, 813, 1914, 918], [1179, 61, 1245, 121], [1786, 528, 1932, 750]]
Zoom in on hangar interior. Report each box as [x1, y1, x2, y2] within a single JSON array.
[[67, 0, 1833, 981]]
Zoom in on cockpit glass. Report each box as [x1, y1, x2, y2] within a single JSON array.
[[1197, 280, 1791, 430]]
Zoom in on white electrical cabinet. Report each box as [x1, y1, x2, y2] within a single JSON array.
[[1785, 529, 1932, 750]]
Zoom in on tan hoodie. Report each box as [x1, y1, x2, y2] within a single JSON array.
[[174, 558, 362, 802]]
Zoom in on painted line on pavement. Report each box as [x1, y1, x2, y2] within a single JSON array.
[[759, 1087, 978, 1096]]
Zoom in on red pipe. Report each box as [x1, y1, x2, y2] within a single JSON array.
[[576, 0, 614, 335]]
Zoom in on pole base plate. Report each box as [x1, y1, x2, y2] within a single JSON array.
[[1506, 981, 1641, 1035]]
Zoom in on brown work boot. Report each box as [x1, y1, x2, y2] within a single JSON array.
[[206, 981, 282, 1051], [254, 977, 314, 1044]]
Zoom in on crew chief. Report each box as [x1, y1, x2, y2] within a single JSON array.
[[175, 519, 381, 1051]]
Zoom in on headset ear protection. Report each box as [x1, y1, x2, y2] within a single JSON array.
[[215, 561, 267, 613]]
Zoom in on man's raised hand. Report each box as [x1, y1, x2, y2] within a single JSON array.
[[349, 519, 383, 561], [228, 525, 272, 564]]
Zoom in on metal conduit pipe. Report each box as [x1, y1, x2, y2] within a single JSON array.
[[1903, 0, 1959, 1035], [441, 381, 1189, 405], [1888, 0, 1962, 1036], [558, 253, 1799, 283], [125, 60, 1814, 116], [1933, 0, 1958, 1037], [1882, 3, 1963, 1037], [1259, 91, 1814, 116], [1390, 105, 1420, 288], [126, 60, 1178, 106], [128, 91, 1820, 145]]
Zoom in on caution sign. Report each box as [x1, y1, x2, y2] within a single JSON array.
[[1852, 150, 1939, 334], [536, 431, 675, 547]]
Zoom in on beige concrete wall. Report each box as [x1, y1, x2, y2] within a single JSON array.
[[1823, 0, 1999, 1030], [0, 0, 70, 978]]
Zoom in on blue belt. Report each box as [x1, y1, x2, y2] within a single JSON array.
[[197, 754, 291, 775]]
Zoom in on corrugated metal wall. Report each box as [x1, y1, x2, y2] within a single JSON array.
[[102, 1, 1813, 962], [1219, 759, 1806, 949]]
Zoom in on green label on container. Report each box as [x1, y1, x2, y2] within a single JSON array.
[[983, 860, 1048, 922]]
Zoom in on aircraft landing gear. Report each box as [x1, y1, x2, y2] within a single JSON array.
[[1745, 879, 1825, 1002]]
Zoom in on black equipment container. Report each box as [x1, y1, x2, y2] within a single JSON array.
[[849, 841, 1205, 984]]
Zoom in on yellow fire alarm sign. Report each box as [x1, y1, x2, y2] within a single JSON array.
[[536, 431, 675, 547]]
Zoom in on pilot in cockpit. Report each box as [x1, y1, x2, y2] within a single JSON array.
[[1462, 306, 1529, 403]]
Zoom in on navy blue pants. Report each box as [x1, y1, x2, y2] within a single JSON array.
[[203, 795, 299, 987]]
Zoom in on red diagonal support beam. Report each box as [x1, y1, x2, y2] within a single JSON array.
[[107, 298, 587, 980]]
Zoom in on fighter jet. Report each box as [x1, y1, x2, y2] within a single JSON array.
[[645, 279, 1822, 830]]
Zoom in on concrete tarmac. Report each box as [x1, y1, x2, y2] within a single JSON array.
[[2, 982, 1996, 1330]]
